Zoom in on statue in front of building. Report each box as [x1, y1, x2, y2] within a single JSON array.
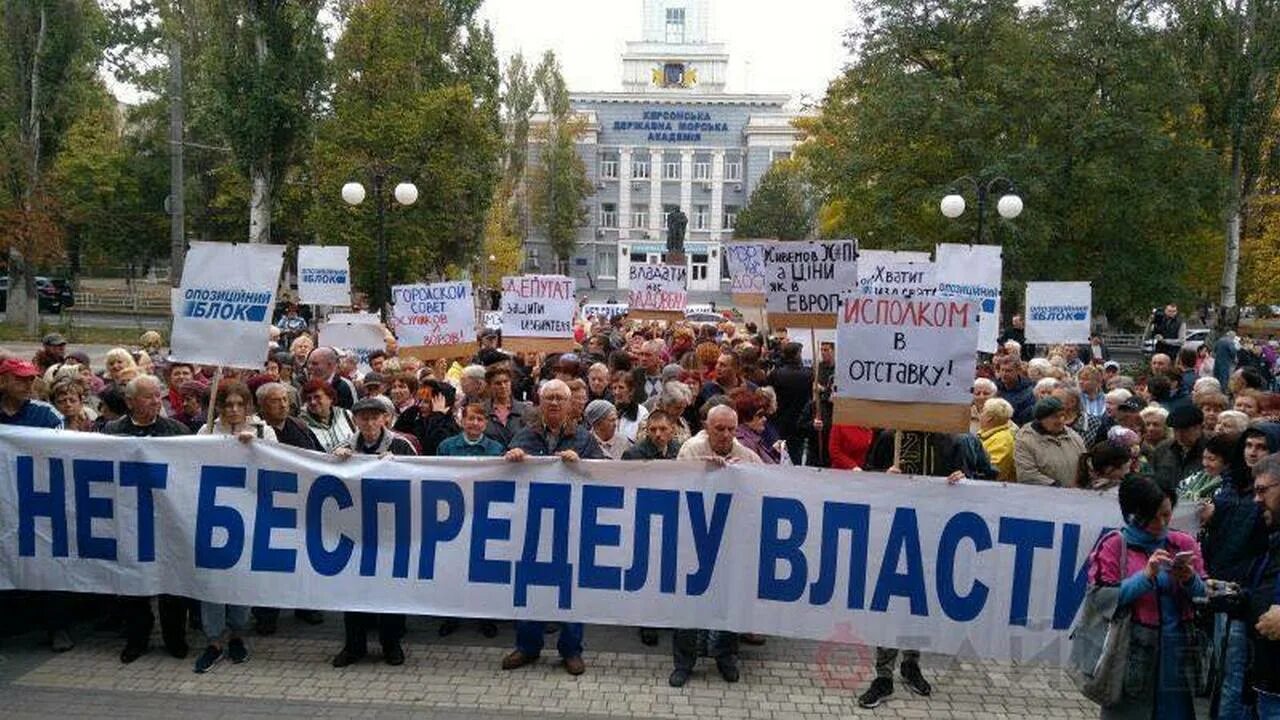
[[665, 208, 687, 259]]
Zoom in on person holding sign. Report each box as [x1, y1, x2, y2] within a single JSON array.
[[502, 379, 604, 676]]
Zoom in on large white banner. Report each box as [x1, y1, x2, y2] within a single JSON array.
[[296, 245, 351, 306], [1026, 282, 1093, 344], [500, 275, 576, 339], [171, 242, 285, 370], [934, 244, 1002, 353], [834, 292, 979, 404], [723, 242, 767, 296], [0, 426, 1117, 666], [391, 281, 476, 349], [764, 240, 859, 316]]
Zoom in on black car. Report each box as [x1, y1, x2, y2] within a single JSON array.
[[0, 276, 75, 313]]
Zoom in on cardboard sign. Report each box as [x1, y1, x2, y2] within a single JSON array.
[[628, 264, 687, 320], [319, 320, 387, 374], [859, 262, 937, 300], [764, 240, 858, 328], [832, 291, 979, 432], [170, 241, 286, 370], [390, 281, 477, 359], [934, 243, 1002, 353], [296, 245, 351, 306], [1025, 282, 1092, 344], [500, 275, 576, 352], [724, 242, 767, 306]]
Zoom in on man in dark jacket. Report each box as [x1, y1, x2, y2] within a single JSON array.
[[393, 379, 460, 455], [104, 375, 193, 664], [622, 408, 681, 460], [501, 379, 602, 677], [993, 353, 1035, 426], [1244, 452, 1280, 714], [483, 365, 530, 446], [765, 342, 813, 465], [1151, 405, 1206, 496], [330, 398, 417, 668]]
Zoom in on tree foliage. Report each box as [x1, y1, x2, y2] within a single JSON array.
[[527, 50, 590, 270], [734, 157, 815, 240]]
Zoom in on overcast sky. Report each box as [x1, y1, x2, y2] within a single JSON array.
[[476, 0, 855, 105]]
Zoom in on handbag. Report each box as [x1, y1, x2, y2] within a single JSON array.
[[1068, 531, 1132, 707]]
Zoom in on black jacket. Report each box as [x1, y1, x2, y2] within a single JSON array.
[[104, 415, 190, 437], [394, 406, 460, 456], [766, 362, 813, 441], [1151, 435, 1205, 497], [1247, 530, 1280, 694], [622, 437, 680, 460], [270, 416, 321, 452]]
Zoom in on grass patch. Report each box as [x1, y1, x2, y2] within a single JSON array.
[[0, 320, 165, 346]]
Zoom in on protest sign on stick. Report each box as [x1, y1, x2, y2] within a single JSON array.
[[391, 280, 478, 360], [832, 291, 979, 433], [499, 275, 577, 353], [296, 245, 351, 306], [934, 243, 1002, 353], [320, 320, 389, 373], [764, 240, 858, 328], [628, 264, 687, 321], [170, 241, 285, 370], [1025, 281, 1092, 344], [724, 241, 767, 307]]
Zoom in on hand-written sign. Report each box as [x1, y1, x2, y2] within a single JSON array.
[[764, 240, 858, 316], [500, 275, 576, 338], [629, 264, 688, 312], [724, 242, 767, 295], [859, 262, 937, 300], [391, 281, 476, 348], [834, 292, 978, 405]]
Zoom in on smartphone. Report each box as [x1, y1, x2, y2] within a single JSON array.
[[1172, 551, 1195, 568]]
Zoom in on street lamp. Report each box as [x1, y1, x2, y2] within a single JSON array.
[[939, 176, 1022, 243], [342, 174, 417, 322]]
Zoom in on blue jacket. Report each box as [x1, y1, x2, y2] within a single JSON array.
[[437, 433, 505, 457], [0, 399, 62, 429], [509, 422, 604, 459], [997, 376, 1036, 426]]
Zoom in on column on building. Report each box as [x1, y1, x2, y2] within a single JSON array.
[[618, 148, 633, 288], [707, 149, 726, 288], [679, 148, 695, 222], [648, 145, 663, 239]]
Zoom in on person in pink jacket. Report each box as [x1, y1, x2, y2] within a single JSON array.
[[1087, 475, 1206, 719]]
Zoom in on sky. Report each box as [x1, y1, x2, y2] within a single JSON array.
[[476, 0, 856, 106]]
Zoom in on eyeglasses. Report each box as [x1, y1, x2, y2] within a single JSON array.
[[542, 395, 570, 404], [1254, 483, 1280, 499]]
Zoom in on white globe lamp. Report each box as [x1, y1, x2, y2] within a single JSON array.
[[940, 194, 965, 219], [341, 182, 366, 206]]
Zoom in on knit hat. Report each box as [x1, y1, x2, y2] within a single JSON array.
[[584, 399, 616, 427], [1033, 396, 1064, 421]]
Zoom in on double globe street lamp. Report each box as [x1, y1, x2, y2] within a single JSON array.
[[342, 175, 418, 322], [939, 176, 1023, 243]]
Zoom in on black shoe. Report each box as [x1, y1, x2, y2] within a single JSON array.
[[437, 618, 459, 637], [332, 647, 366, 668], [479, 621, 498, 638], [383, 642, 405, 666], [716, 659, 740, 683], [900, 662, 932, 696], [255, 617, 278, 636], [193, 645, 223, 674], [49, 629, 74, 652], [120, 642, 149, 664], [295, 610, 324, 625], [639, 627, 659, 646], [668, 668, 691, 687], [164, 639, 189, 659], [227, 637, 248, 664], [858, 678, 894, 708]]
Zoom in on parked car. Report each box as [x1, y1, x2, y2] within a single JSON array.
[[1142, 327, 1210, 356], [0, 276, 75, 313]]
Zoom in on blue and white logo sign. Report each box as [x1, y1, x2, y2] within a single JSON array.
[[1025, 281, 1092, 344], [297, 245, 351, 306], [170, 241, 285, 370]]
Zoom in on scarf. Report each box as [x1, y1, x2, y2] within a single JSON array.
[[1121, 522, 1168, 553]]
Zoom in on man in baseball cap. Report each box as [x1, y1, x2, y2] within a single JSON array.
[[0, 358, 61, 429], [33, 332, 67, 372]]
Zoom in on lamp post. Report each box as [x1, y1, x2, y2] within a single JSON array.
[[939, 176, 1023, 243], [342, 174, 418, 322]]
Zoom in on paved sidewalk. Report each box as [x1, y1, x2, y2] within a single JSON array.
[[0, 611, 1113, 719]]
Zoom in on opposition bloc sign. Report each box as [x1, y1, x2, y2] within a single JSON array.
[[1025, 281, 1092, 344], [171, 241, 285, 370], [764, 240, 858, 327]]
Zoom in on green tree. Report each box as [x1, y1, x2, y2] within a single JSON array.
[[0, 0, 99, 330], [800, 0, 1220, 321], [528, 50, 590, 272], [307, 0, 501, 301], [734, 158, 815, 240]]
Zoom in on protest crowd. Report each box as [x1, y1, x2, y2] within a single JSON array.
[[5, 297, 1280, 718]]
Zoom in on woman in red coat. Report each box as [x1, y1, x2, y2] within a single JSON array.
[[828, 424, 874, 469]]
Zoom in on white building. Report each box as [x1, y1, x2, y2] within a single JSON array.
[[524, 0, 803, 301]]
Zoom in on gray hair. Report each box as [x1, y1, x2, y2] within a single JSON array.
[[658, 380, 693, 407], [707, 404, 738, 425], [539, 378, 570, 398], [254, 381, 289, 404], [1105, 388, 1133, 404], [124, 374, 163, 399], [462, 364, 487, 380], [1034, 377, 1060, 393], [1254, 453, 1280, 484], [1192, 377, 1222, 395], [973, 377, 997, 394]]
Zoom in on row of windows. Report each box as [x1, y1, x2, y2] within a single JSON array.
[[523, 246, 733, 282], [599, 157, 743, 182], [599, 204, 738, 231]]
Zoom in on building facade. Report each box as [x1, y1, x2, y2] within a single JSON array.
[[524, 0, 802, 301]]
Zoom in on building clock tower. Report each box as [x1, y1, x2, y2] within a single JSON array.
[[621, 0, 729, 94]]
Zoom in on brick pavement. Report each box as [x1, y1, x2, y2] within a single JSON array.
[[0, 612, 1111, 719]]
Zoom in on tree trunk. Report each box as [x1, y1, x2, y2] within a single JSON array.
[[8, 5, 47, 332], [248, 163, 271, 243], [1220, 144, 1243, 329]]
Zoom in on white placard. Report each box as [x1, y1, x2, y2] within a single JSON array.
[[1025, 282, 1092, 344], [628, 264, 688, 312], [325, 311, 381, 325], [319, 321, 387, 372], [763, 240, 859, 316], [934, 243, 1003, 353], [856, 249, 932, 296], [581, 303, 629, 321], [296, 245, 351, 306], [499, 275, 576, 338], [391, 281, 476, 349], [859, 262, 937, 299], [834, 291, 979, 404], [170, 241, 285, 370], [724, 242, 767, 296], [482, 311, 502, 331]]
